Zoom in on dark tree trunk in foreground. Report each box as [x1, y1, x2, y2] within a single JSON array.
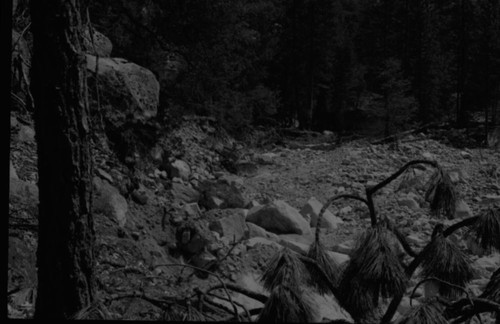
[[31, 0, 95, 319]]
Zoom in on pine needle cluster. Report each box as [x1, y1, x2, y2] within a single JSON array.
[[481, 267, 500, 304], [467, 207, 500, 253], [425, 168, 457, 219], [259, 248, 317, 322], [399, 298, 449, 324], [261, 247, 307, 292], [420, 229, 474, 298], [258, 285, 316, 323], [337, 225, 408, 316], [306, 239, 341, 294]]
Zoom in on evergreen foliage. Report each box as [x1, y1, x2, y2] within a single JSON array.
[[466, 207, 500, 253], [337, 225, 408, 314], [425, 168, 457, 219], [86, 0, 500, 133], [420, 228, 475, 298], [306, 239, 340, 294], [399, 298, 449, 324]]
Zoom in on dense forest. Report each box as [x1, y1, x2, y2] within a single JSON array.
[[83, 0, 500, 136], [8, 0, 500, 322]]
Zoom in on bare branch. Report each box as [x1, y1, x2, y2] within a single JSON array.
[[153, 263, 240, 321]]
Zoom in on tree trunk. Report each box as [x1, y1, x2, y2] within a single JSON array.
[[30, 0, 95, 319], [456, 0, 467, 126]]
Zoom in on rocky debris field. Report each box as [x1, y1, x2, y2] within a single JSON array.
[[8, 112, 500, 322]]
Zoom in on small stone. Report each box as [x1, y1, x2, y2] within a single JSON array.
[[183, 203, 201, 218], [172, 215, 184, 226], [398, 196, 420, 211], [460, 151, 472, 159], [406, 234, 425, 246], [150, 145, 164, 163], [169, 160, 191, 181], [9, 161, 18, 180], [191, 250, 217, 269], [154, 169, 168, 179], [207, 242, 223, 254], [332, 240, 355, 255], [454, 200, 473, 218], [474, 255, 500, 273], [206, 196, 225, 209], [422, 152, 434, 160], [246, 237, 280, 250], [171, 182, 200, 204], [131, 188, 148, 205], [256, 153, 278, 165], [448, 171, 460, 184], [339, 206, 352, 215], [218, 174, 244, 188], [131, 231, 140, 240]]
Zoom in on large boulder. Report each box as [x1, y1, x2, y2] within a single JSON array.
[[246, 222, 279, 241], [171, 182, 200, 204], [83, 28, 113, 57], [209, 210, 248, 242], [299, 197, 343, 229], [397, 195, 420, 211], [93, 177, 128, 227], [246, 200, 311, 235], [200, 179, 248, 210], [85, 55, 159, 129]]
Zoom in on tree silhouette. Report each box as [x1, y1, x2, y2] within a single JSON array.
[[30, 0, 95, 319]]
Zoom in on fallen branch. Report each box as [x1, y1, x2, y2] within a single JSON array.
[[203, 283, 268, 304], [316, 194, 370, 241], [371, 122, 447, 145], [410, 277, 472, 307], [222, 307, 263, 321], [105, 291, 181, 309], [153, 263, 240, 321], [207, 291, 252, 322], [187, 235, 243, 279], [446, 298, 500, 323]]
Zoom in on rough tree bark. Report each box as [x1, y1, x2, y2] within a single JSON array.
[[30, 0, 95, 319]]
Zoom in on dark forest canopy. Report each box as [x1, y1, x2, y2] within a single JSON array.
[[86, 0, 500, 136]]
